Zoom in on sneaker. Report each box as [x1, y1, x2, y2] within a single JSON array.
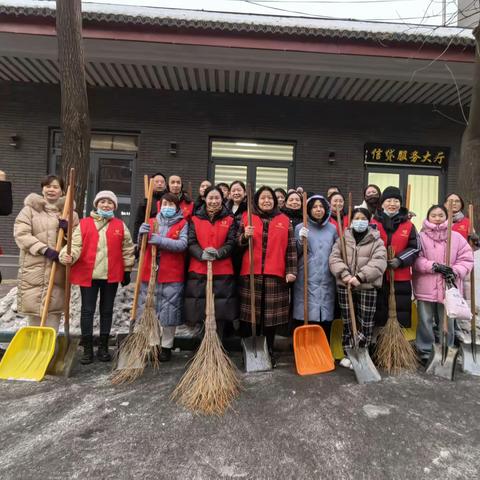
[[339, 357, 353, 370]]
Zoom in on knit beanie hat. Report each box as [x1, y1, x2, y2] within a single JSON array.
[[94, 190, 118, 209], [380, 186, 402, 204]]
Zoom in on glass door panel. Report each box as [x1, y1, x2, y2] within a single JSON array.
[[368, 172, 400, 191], [255, 166, 289, 190], [214, 164, 248, 185], [407, 174, 439, 230]]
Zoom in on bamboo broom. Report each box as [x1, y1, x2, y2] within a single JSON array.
[[171, 261, 241, 415], [374, 246, 417, 374]]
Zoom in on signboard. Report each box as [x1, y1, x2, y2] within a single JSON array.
[[364, 143, 449, 169]]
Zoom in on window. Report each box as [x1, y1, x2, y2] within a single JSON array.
[[211, 139, 295, 190]]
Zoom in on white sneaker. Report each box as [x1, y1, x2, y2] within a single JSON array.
[[339, 357, 353, 370]]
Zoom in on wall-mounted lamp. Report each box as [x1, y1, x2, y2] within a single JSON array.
[[169, 141, 178, 156], [328, 151, 336, 165], [9, 134, 20, 148]]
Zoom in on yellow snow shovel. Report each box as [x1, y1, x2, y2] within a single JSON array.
[[0, 186, 72, 381]]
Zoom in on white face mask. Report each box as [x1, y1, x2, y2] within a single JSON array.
[[383, 209, 398, 217], [352, 219, 369, 232]]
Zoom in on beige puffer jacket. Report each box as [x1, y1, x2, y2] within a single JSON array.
[[329, 227, 387, 290], [14, 193, 79, 316]]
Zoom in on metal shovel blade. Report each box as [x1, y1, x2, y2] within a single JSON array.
[[425, 344, 458, 381], [346, 347, 381, 384], [460, 342, 480, 376], [47, 336, 80, 377], [241, 336, 272, 373]]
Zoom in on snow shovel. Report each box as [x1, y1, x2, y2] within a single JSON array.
[[241, 184, 272, 372], [460, 203, 480, 375], [337, 207, 381, 384], [294, 192, 334, 375], [48, 168, 80, 377], [116, 178, 155, 371], [426, 199, 458, 381], [0, 185, 72, 381]]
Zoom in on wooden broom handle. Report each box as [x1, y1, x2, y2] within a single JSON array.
[[347, 192, 352, 227], [246, 184, 256, 335], [302, 192, 308, 325], [446, 199, 453, 267], [144, 174, 149, 198], [63, 168, 75, 336], [130, 179, 155, 324], [468, 203, 476, 340], [40, 185, 72, 327], [405, 184, 411, 211]]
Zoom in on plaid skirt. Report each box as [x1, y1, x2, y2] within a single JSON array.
[[239, 274, 290, 327]]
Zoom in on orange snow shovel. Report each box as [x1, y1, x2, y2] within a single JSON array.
[[294, 193, 335, 375], [0, 184, 72, 381]]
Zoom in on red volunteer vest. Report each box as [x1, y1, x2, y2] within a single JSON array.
[[329, 215, 349, 236], [452, 217, 470, 240], [70, 217, 125, 287], [371, 218, 413, 281], [189, 215, 234, 275], [180, 200, 194, 221], [141, 218, 187, 283], [240, 212, 289, 278]]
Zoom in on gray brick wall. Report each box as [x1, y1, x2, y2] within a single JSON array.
[[0, 82, 465, 256]]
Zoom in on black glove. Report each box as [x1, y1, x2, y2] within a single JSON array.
[[121, 271, 131, 287], [58, 219, 68, 233], [468, 233, 480, 249], [201, 250, 215, 261], [387, 258, 401, 270], [43, 248, 59, 262], [204, 247, 219, 259], [432, 263, 454, 278]]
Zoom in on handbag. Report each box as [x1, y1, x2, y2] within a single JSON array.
[[444, 282, 472, 320]]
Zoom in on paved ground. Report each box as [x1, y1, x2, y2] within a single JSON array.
[[0, 351, 479, 480]]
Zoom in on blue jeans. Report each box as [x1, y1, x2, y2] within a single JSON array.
[[416, 300, 455, 360]]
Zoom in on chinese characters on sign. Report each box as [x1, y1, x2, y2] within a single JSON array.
[[364, 144, 449, 168]]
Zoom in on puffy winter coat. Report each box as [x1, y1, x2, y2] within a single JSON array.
[[0, 180, 12, 257], [14, 193, 79, 316], [413, 219, 474, 303], [293, 196, 338, 322], [329, 227, 387, 289]]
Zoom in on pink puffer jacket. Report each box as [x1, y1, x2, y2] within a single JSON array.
[[413, 219, 474, 303]]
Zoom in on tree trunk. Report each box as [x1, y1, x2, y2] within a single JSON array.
[[56, 0, 90, 215], [458, 26, 480, 228]]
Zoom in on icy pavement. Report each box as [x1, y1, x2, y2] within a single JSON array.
[[1, 353, 480, 479]]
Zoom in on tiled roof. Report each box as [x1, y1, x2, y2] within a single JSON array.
[[0, 1, 475, 48]]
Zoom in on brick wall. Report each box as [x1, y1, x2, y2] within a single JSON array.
[[0, 82, 465, 255]]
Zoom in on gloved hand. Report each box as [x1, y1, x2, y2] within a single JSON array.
[[299, 226, 309, 239], [58, 219, 68, 233], [387, 258, 401, 270], [204, 247, 219, 258], [148, 234, 163, 245], [469, 233, 480, 249], [139, 223, 150, 235], [121, 271, 131, 287], [44, 248, 59, 262], [432, 263, 455, 278], [201, 250, 215, 261]]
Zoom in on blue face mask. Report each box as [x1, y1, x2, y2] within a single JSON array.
[[161, 206, 177, 218], [383, 209, 398, 218], [352, 219, 369, 233], [97, 209, 114, 219]]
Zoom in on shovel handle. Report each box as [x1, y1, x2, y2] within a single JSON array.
[[469, 203, 476, 349], [302, 192, 308, 325], [64, 168, 75, 338], [40, 185, 72, 327], [246, 184, 256, 335]]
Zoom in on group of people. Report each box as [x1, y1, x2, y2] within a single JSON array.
[[6, 170, 476, 372]]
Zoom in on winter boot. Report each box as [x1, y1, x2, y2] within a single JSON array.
[[80, 335, 94, 365], [97, 334, 112, 362], [159, 347, 172, 363]]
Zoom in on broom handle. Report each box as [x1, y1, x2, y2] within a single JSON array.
[[247, 184, 256, 336], [40, 186, 72, 328], [206, 260, 213, 320], [405, 184, 411, 211], [130, 179, 155, 330], [336, 206, 358, 346], [144, 175, 149, 199], [469, 203, 476, 346], [443, 199, 454, 337], [387, 245, 398, 321], [302, 192, 308, 325], [63, 168, 75, 339], [347, 192, 352, 227], [187, 181, 192, 200]]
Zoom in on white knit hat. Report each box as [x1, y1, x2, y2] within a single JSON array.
[[94, 190, 118, 209]]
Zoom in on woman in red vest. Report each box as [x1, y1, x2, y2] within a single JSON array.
[[329, 191, 350, 235], [184, 186, 238, 339], [444, 193, 479, 246], [60, 191, 135, 364], [167, 174, 194, 221], [237, 186, 297, 363], [138, 193, 189, 362], [371, 186, 419, 329]]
